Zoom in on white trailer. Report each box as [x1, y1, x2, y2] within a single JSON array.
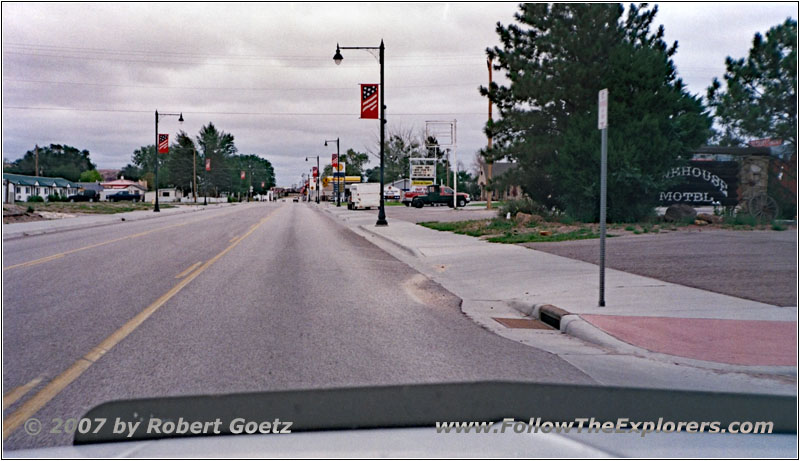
[[348, 183, 380, 210]]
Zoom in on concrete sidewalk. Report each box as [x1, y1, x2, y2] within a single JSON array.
[[319, 203, 797, 373], [2, 202, 236, 240]]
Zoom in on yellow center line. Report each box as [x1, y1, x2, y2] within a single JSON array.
[[3, 205, 255, 272], [175, 261, 202, 279], [229, 235, 240, 243], [2, 205, 283, 441], [3, 376, 44, 411]]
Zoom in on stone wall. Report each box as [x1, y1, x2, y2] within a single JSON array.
[[737, 155, 770, 201]]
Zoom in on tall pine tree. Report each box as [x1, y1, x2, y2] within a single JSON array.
[[482, 3, 711, 221]]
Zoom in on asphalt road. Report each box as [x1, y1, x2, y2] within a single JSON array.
[[3, 202, 592, 449], [523, 229, 797, 307]]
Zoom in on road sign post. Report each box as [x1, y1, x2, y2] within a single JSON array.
[[598, 88, 608, 307]]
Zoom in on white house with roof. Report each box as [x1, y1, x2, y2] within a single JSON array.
[[3, 173, 79, 203], [99, 178, 147, 201]]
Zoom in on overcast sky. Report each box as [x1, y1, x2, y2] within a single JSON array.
[[2, 2, 796, 186]]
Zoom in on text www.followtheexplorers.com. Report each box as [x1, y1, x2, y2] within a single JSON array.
[[435, 418, 774, 438]]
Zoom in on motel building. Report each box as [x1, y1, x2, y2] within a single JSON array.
[[2, 173, 80, 203]]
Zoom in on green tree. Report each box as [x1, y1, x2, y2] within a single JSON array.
[[79, 169, 102, 182], [228, 154, 275, 197], [380, 128, 422, 183], [118, 164, 142, 181], [482, 3, 711, 221], [6, 144, 96, 181], [165, 131, 197, 194], [196, 122, 237, 196], [129, 145, 168, 190], [707, 18, 797, 147], [342, 148, 369, 175]]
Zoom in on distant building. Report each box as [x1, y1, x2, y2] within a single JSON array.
[[3, 173, 79, 203], [144, 187, 184, 203], [99, 178, 146, 201], [477, 162, 522, 201]]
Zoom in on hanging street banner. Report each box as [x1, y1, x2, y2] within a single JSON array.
[[240, 170, 246, 180], [312, 166, 319, 178], [360, 84, 379, 119], [205, 158, 211, 171], [157, 134, 169, 154]]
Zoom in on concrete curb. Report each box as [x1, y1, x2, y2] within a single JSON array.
[[356, 224, 423, 258], [509, 302, 796, 377], [2, 203, 234, 240]]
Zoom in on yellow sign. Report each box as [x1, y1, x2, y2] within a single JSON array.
[[322, 176, 362, 187], [411, 180, 433, 186]]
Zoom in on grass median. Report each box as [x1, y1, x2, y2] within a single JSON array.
[[418, 218, 605, 243]]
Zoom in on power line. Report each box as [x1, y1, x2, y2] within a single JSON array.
[[3, 50, 486, 68], [2, 42, 485, 61], [2, 78, 481, 92], [1, 106, 485, 116]]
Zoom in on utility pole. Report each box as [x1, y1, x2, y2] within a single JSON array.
[[193, 147, 197, 203], [486, 57, 493, 210]]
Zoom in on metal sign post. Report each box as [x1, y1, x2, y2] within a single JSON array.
[[425, 120, 458, 207], [598, 89, 608, 307]]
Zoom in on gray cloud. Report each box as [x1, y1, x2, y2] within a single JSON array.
[[2, 2, 795, 185]]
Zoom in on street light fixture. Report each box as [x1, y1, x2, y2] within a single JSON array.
[[305, 156, 320, 204], [333, 41, 387, 226], [154, 110, 183, 212], [324, 138, 341, 207]]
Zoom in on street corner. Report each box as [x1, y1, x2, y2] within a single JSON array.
[[579, 314, 798, 367]]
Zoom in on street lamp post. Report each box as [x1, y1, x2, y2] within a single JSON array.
[[334, 40, 387, 226], [305, 156, 320, 204], [154, 110, 183, 212], [324, 138, 340, 207]]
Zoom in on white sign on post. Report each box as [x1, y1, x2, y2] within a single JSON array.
[[598, 88, 608, 130]]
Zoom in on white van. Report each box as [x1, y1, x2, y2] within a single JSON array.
[[348, 183, 381, 210]]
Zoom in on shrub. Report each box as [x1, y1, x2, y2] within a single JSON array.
[[47, 194, 64, 202], [26, 205, 34, 213], [724, 213, 757, 227], [27, 195, 44, 202], [497, 197, 549, 218], [771, 220, 787, 231]]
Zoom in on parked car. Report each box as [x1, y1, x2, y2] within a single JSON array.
[[107, 191, 142, 202], [411, 184, 470, 208], [67, 190, 98, 202]]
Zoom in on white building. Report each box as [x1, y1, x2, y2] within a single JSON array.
[[145, 187, 184, 203], [3, 173, 79, 203], [99, 179, 147, 201]]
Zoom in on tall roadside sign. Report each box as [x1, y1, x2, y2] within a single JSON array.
[[598, 88, 608, 307]]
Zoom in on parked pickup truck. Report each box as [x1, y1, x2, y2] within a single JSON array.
[[107, 191, 142, 202], [410, 184, 470, 208], [67, 190, 98, 202]]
